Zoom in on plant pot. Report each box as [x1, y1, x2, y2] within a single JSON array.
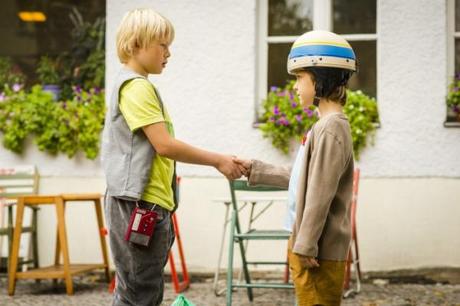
[[43, 84, 61, 101]]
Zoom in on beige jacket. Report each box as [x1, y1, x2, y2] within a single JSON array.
[[249, 113, 354, 260]]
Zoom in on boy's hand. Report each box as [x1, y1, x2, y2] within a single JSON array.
[[216, 155, 244, 180], [233, 158, 252, 177], [297, 255, 320, 269]]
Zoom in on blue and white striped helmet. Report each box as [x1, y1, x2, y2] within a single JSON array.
[[287, 30, 357, 74]]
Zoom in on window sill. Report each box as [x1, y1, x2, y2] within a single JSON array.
[[444, 121, 460, 128], [252, 121, 263, 129]]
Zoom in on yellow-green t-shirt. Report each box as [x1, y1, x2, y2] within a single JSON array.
[[119, 78, 175, 211]]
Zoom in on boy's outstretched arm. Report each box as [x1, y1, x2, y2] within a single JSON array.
[[233, 158, 291, 188], [143, 122, 245, 180]]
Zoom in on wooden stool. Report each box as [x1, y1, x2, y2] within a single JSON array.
[[8, 194, 111, 296]]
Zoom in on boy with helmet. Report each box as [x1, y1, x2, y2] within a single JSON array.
[[235, 30, 356, 305]]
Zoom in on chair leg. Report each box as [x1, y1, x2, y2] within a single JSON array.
[[226, 211, 236, 306], [235, 228, 253, 301], [94, 198, 111, 283], [283, 252, 290, 283], [53, 207, 62, 287], [0, 200, 4, 270], [353, 227, 362, 281], [343, 248, 352, 290], [32, 209, 39, 270], [213, 202, 230, 296], [6, 205, 14, 277], [8, 198, 25, 296], [55, 197, 73, 295]]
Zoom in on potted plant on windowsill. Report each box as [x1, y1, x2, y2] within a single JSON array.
[[36, 56, 61, 100], [447, 73, 460, 122], [259, 80, 379, 160], [0, 57, 26, 89]]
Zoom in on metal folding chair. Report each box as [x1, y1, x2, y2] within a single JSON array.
[[226, 180, 293, 305]]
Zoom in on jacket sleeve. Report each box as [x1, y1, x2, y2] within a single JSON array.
[[247, 160, 291, 189], [292, 131, 346, 257]]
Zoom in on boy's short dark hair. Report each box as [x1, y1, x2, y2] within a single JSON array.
[[305, 67, 353, 106]]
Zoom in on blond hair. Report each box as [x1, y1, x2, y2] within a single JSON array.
[[116, 8, 175, 63]]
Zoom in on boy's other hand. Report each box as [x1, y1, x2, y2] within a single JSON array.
[[217, 155, 243, 180], [297, 255, 320, 269], [233, 157, 252, 177]]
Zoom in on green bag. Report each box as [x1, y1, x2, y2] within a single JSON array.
[[171, 294, 196, 306]]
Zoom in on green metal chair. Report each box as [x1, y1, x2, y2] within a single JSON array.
[[226, 180, 293, 305]]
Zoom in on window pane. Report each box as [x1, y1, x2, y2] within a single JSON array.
[[0, 0, 105, 84], [456, 39, 460, 73], [347, 41, 377, 98], [267, 43, 294, 91], [457, 0, 460, 32], [333, 0, 376, 34], [268, 0, 313, 36], [447, 39, 460, 122]]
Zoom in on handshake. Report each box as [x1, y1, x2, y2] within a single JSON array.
[[216, 156, 252, 181]]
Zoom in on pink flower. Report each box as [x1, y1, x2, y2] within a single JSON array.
[[12, 83, 22, 92], [0, 92, 5, 102]]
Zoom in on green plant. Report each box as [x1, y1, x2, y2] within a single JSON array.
[[0, 57, 26, 89], [259, 81, 379, 159], [259, 82, 318, 154], [344, 90, 379, 159], [57, 7, 105, 97], [0, 85, 105, 159], [36, 56, 60, 85], [79, 48, 105, 89], [447, 73, 460, 115]]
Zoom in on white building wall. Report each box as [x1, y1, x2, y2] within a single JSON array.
[[0, 0, 459, 273]]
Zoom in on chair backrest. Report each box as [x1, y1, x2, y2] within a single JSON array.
[[228, 180, 287, 231], [0, 165, 38, 199]]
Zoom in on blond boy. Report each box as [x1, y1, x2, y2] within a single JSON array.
[[101, 8, 244, 306]]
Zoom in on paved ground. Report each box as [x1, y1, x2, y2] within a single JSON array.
[[1, 276, 460, 306]]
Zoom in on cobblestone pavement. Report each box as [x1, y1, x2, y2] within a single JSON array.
[[0, 277, 459, 305]]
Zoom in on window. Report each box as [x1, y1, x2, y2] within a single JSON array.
[[332, 0, 377, 98], [446, 0, 460, 123], [257, 0, 377, 118], [0, 0, 105, 85], [455, 0, 460, 73]]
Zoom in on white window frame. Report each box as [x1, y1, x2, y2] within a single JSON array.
[[445, 0, 460, 126], [256, 0, 378, 120], [447, 0, 458, 80]]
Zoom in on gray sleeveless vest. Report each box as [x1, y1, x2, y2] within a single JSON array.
[[101, 68, 167, 202]]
